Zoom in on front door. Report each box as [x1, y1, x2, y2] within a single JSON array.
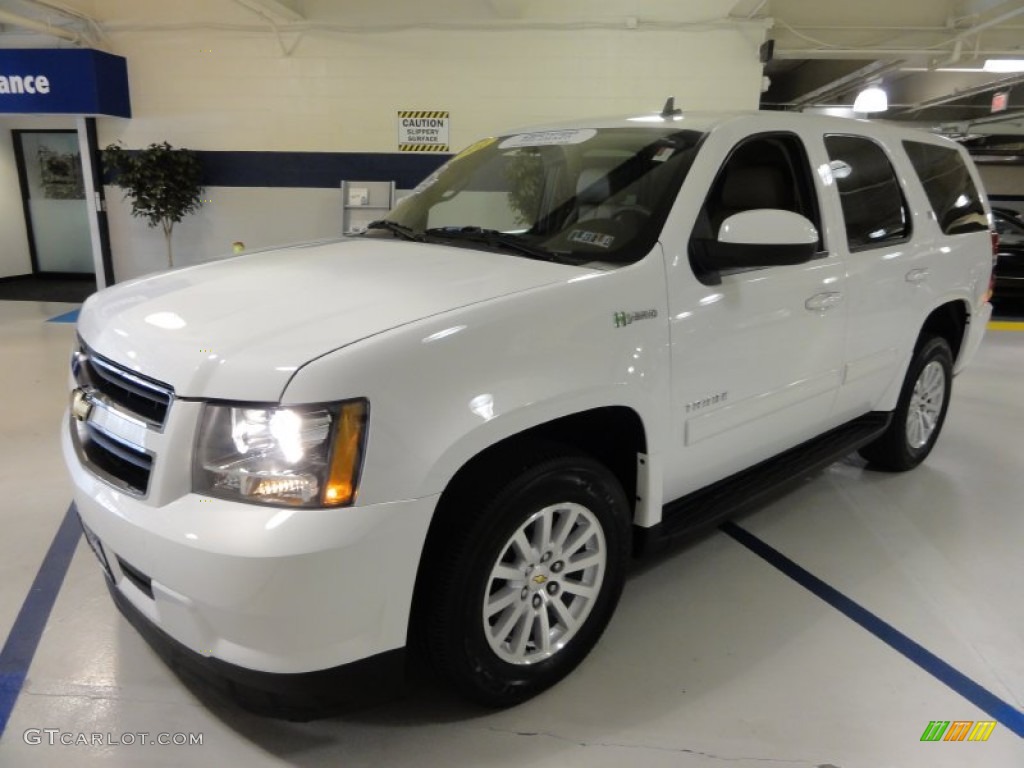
[[13, 130, 94, 275], [661, 128, 847, 501]]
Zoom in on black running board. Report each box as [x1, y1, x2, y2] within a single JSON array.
[[634, 412, 891, 555]]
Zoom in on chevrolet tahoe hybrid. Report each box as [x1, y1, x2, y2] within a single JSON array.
[[64, 107, 994, 713]]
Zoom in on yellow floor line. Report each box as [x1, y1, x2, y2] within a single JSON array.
[[988, 320, 1024, 331]]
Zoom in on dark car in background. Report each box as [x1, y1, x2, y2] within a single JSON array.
[[993, 206, 1024, 226], [993, 208, 1024, 300]]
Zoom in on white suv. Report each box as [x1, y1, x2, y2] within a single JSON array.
[[64, 107, 994, 714]]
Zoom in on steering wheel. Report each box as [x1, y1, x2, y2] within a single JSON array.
[[611, 205, 652, 230], [612, 204, 651, 221]]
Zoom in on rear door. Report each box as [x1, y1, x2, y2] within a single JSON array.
[[821, 133, 919, 420], [825, 134, 989, 419]]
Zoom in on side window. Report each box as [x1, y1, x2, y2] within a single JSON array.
[[824, 135, 910, 251], [689, 133, 822, 279], [903, 141, 987, 235]]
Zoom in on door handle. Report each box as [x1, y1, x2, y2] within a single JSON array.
[[906, 268, 930, 284], [805, 292, 843, 312]]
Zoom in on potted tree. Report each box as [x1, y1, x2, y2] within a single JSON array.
[[104, 141, 204, 268]]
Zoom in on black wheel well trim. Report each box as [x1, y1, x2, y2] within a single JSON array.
[[918, 299, 968, 362], [406, 405, 646, 649], [447, 404, 644, 512]]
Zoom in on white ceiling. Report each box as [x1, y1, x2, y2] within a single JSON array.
[[757, 0, 1024, 142], [1, 0, 1023, 143]]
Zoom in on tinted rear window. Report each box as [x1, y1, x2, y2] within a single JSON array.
[[825, 135, 910, 251], [903, 141, 987, 235]]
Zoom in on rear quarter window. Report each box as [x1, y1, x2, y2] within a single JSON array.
[[902, 141, 988, 235]]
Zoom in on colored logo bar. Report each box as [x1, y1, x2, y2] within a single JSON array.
[[921, 720, 996, 742]]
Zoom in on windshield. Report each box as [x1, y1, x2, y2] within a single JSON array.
[[365, 126, 705, 265]]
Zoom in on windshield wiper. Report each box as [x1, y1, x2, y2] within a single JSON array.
[[423, 226, 558, 262], [365, 220, 422, 242]]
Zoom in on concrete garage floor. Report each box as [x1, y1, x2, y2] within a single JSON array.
[[0, 299, 1021, 767]]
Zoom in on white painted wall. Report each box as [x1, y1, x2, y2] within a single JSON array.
[[107, 186, 346, 279], [97, 25, 766, 152], [6, 1, 768, 280]]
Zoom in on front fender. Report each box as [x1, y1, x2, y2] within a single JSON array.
[[421, 386, 655, 495], [281, 252, 671, 505]]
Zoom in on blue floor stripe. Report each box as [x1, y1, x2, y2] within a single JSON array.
[[46, 309, 80, 324], [0, 504, 82, 738], [721, 521, 1024, 739]]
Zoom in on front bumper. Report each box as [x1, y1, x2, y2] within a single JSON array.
[[102, 570, 405, 718], [62, 421, 437, 699]]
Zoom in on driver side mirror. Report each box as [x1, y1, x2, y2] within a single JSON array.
[[691, 209, 819, 283]]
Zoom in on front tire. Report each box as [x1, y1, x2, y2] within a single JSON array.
[[424, 453, 630, 707], [859, 335, 953, 471]]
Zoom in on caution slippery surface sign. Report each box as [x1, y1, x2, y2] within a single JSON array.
[[398, 110, 449, 152]]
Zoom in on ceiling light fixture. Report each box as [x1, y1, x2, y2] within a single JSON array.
[[853, 85, 888, 113], [983, 59, 1024, 73]]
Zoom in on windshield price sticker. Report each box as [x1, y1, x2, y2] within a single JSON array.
[[499, 129, 597, 149], [652, 146, 675, 163], [570, 230, 615, 248], [454, 137, 497, 161]]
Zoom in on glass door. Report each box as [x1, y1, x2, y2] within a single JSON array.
[[14, 130, 94, 275]]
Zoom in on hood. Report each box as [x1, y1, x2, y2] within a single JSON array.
[[78, 238, 593, 400]]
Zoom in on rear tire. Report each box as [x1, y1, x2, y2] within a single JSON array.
[[859, 336, 953, 471], [423, 453, 630, 707]]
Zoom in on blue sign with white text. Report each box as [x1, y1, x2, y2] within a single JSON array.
[[0, 49, 131, 117]]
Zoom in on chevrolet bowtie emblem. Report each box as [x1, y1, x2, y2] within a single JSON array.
[[532, 574, 548, 585], [71, 388, 93, 422]]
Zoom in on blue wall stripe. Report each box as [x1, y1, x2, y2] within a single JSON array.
[[102, 151, 450, 190], [0, 504, 82, 738], [196, 151, 450, 189], [721, 521, 1024, 738]]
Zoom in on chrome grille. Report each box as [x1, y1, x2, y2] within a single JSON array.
[[71, 343, 174, 497], [80, 423, 153, 495], [73, 345, 173, 429]]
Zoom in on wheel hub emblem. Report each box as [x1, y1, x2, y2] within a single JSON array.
[[532, 574, 548, 585]]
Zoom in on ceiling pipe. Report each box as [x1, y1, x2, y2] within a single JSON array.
[[948, 4, 1024, 42], [783, 24, 1023, 32], [232, 0, 303, 23], [933, 39, 964, 69], [775, 47, 1024, 59], [896, 71, 1024, 114], [21, 0, 105, 43], [927, 6, 1024, 68], [966, 108, 1024, 128], [0, 8, 81, 43], [786, 60, 904, 108], [728, 0, 768, 19]]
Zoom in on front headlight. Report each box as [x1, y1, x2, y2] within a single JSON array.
[[193, 399, 368, 507]]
